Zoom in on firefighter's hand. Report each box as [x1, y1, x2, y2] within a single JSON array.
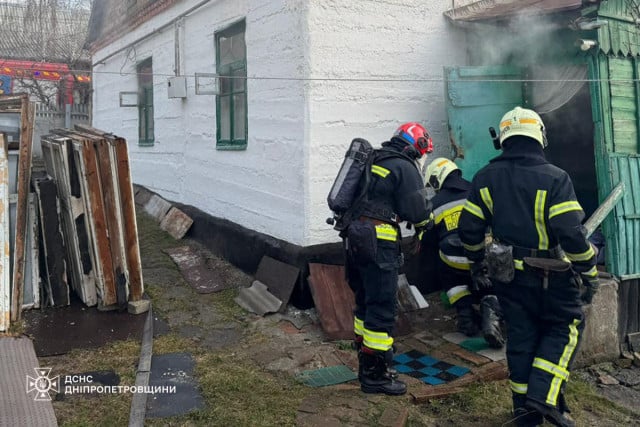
[[580, 275, 599, 305], [470, 260, 493, 292], [408, 233, 421, 256]]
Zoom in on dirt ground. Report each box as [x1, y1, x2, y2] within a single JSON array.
[[32, 211, 640, 426]]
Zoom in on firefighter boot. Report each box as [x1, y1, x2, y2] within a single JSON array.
[[455, 302, 479, 337], [355, 336, 398, 379], [525, 399, 576, 427], [511, 408, 544, 427], [358, 347, 406, 396], [480, 295, 505, 349]]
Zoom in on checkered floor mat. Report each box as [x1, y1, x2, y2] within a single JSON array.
[[392, 350, 470, 385]]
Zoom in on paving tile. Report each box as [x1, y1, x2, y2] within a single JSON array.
[[255, 256, 299, 308], [159, 207, 193, 239]]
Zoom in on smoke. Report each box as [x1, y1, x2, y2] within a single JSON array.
[[466, 12, 568, 67]]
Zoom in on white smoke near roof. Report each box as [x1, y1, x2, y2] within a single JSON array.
[[529, 64, 586, 114], [464, 11, 587, 112]]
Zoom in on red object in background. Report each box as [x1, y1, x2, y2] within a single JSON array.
[[0, 59, 91, 82], [0, 59, 91, 105]]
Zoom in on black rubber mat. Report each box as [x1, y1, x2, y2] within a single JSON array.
[[24, 294, 147, 356]]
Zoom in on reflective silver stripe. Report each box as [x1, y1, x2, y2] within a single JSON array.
[[439, 250, 471, 271], [510, 381, 528, 394], [375, 224, 398, 241], [363, 327, 393, 351], [463, 200, 485, 220], [565, 246, 595, 262], [534, 190, 549, 250], [446, 285, 471, 305], [433, 200, 465, 219], [545, 318, 581, 406], [354, 317, 364, 336], [548, 201, 583, 219], [463, 241, 485, 252]]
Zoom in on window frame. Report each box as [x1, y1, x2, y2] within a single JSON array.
[[137, 58, 154, 147], [215, 20, 247, 150]]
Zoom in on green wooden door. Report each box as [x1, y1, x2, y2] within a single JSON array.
[[444, 65, 524, 179]]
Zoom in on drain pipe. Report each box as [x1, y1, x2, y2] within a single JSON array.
[[92, 0, 212, 67]]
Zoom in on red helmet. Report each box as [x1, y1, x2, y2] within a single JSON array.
[[392, 122, 433, 156]]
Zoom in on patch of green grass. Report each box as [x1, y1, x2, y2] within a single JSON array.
[[43, 340, 141, 427], [146, 351, 308, 427], [210, 288, 244, 321], [566, 378, 640, 424]]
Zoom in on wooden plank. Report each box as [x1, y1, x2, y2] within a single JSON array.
[[307, 263, 355, 341], [94, 137, 128, 307], [584, 182, 625, 237], [69, 137, 117, 306], [75, 125, 144, 301], [11, 95, 33, 321], [43, 136, 97, 306], [0, 135, 10, 331]]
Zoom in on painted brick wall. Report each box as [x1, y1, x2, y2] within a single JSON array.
[[305, 0, 467, 245]]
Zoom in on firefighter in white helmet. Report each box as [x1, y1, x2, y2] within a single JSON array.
[[458, 107, 598, 427], [421, 158, 504, 348]]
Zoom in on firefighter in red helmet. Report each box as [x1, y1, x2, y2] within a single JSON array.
[[347, 122, 433, 395]]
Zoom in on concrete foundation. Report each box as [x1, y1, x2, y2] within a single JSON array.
[[574, 278, 620, 368]]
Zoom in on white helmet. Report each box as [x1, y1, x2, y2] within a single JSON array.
[[425, 157, 459, 191], [499, 106, 547, 148]]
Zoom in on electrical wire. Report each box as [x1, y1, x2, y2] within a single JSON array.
[[5, 66, 640, 83]]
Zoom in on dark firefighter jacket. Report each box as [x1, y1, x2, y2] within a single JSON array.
[[422, 172, 471, 271], [458, 137, 597, 276], [362, 139, 431, 229]]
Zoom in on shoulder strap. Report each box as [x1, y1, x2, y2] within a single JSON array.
[[374, 148, 417, 165]]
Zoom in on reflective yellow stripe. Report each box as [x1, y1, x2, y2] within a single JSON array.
[[545, 318, 581, 406], [371, 165, 390, 178], [480, 187, 493, 215], [435, 205, 464, 226], [534, 190, 549, 250], [514, 259, 524, 271], [447, 285, 471, 305], [354, 317, 364, 336], [548, 201, 583, 219], [463, 200, 485, 220], [439, 250, 471, 271], [565, 246, 595, 262], [375, 224, 398, 241], [414, 215, 432, 228], [510, 381, 528, 394], [363, 328, 393, 351], [463, 241, 485, 252], [583, 266, 598, 277], [532, 357, 570, 381]]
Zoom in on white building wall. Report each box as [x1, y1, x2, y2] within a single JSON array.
[[305, 0, 467, 245], [92, 0, 467, 247], [92, 0, 309, 244]]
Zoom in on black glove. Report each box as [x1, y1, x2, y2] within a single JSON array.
[[581, 274, 599, 304], [470, 260, 493, 292], [408, 233, 421, 256]]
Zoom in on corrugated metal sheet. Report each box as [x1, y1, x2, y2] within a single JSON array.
[[597, 0, 640, 56], [444, 0, 582, 22]]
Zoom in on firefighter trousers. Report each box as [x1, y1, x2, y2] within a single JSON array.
[[347, 238, 401, 352], [494, 268, 584, 411]]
